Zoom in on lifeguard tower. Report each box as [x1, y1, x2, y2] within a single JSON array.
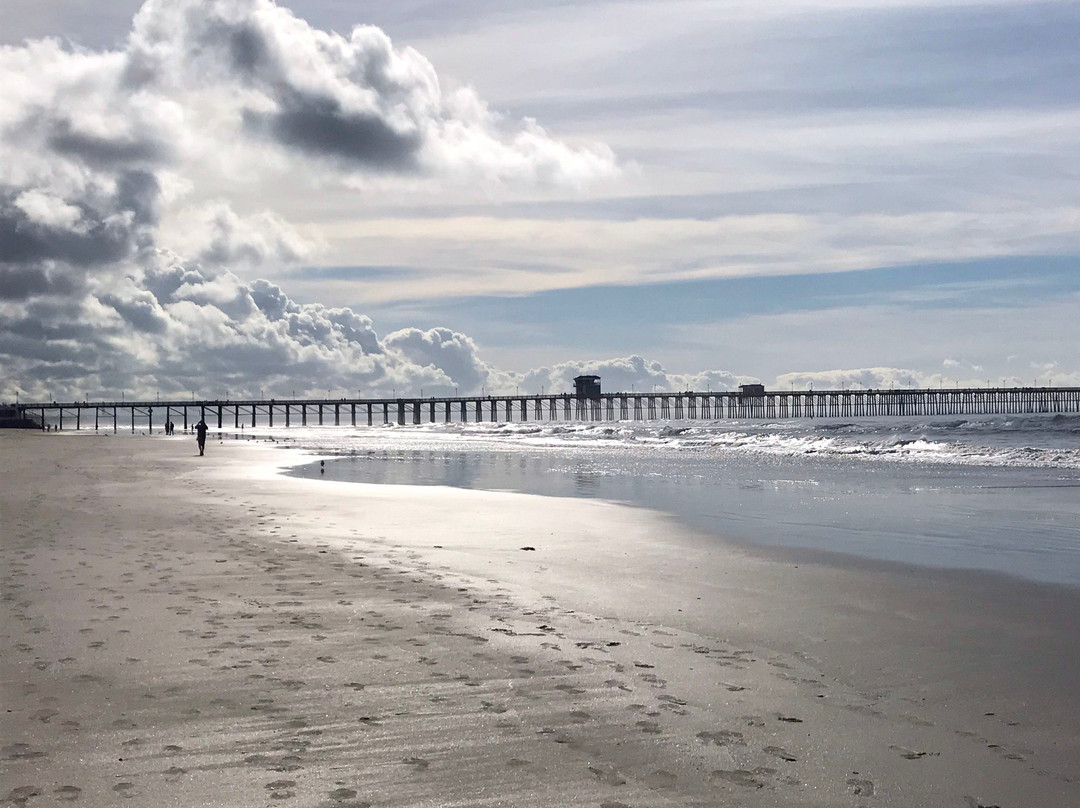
[[573, 375, 602, 399]]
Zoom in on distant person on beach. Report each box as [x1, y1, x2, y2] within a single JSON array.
[[195, 419, 208, 455]]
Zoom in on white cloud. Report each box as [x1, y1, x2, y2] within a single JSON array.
[[162, 201, 319, 269], [0, 0, 619, 400], [775, 367, 924, 391], [303, 207, 1080, 303], [13, 189, 86, 232], [513, 355, 755, 397]]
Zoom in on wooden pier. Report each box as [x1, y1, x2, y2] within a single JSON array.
[[10, 387, 1080, 433]]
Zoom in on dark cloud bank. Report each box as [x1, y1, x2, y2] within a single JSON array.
[[0, 0, 652, 400]]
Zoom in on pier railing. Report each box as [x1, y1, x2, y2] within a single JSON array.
[[10, 387, 1080, 433]]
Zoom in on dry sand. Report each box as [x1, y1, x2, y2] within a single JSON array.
[[2, 432, 1078, 807]]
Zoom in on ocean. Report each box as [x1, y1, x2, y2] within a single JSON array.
[[278, 413, 1080, 589]]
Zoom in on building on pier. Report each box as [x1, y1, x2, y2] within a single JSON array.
[[0, 405, 40, 429], [8, 385, 1080, 432], [573, 375, 602, 399]]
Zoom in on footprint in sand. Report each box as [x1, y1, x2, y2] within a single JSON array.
[[697, 730, 745, 747], [847, 777, 875, 796], [645, 769, 678, 789], [327, 788, 370, 806], [111, 782, 136, 798], [889, 744, 940, 760], [708, 767, 776, 789], [588, 764, 626, 786], [54, 785, 82, 801], [764, 745, 798, 762], [7, 786, 42, 804], [268, 755, 303, 772], [2, 743, 44, 760], [265, 779, 296, 800], [963, 798, 1004, 808]]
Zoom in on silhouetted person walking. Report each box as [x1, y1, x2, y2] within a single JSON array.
[[195, 419, 208, 456]]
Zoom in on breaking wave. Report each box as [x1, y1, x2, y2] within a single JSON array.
[[276, 413, 1080, 470]]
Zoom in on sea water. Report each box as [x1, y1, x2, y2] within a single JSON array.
[[284, 413, 1080, 588]]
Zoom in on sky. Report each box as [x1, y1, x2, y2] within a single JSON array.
[[1, 0, 1078, 401]]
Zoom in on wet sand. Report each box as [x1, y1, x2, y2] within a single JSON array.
[[2, 432, 1078, 807]]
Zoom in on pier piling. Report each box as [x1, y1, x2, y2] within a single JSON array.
[[13, 387, 1079, 434]]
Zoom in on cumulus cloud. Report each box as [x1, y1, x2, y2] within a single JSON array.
[[120, 0, 617, 183], [0, 0, 619, 401], [774, 367, 927, 391], [513, 355, 755, 397], [383, 327, 492, 393], [773, 364, 1080, 390]]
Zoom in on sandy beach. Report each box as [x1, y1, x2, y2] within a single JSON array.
[[2, 432, 1079, 807]]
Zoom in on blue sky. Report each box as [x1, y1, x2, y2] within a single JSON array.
[[347, 254, 1080, 381], [1, 0, 1078, 398]]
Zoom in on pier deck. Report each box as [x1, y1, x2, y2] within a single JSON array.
[[9, 387, 1080, 432]]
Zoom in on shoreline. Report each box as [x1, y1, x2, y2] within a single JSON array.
[[287, 444, 1080, 592], [3, 432, 1078, 806]]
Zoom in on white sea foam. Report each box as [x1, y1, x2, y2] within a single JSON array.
[[247, 413, 1080, 470]]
